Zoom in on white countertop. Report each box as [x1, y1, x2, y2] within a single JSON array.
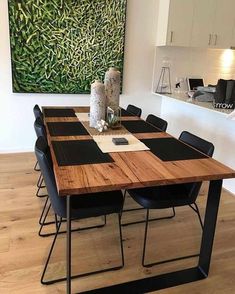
[[153, 92, 233, 116]]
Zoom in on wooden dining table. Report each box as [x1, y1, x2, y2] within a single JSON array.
[[43, 106, 235, 294]]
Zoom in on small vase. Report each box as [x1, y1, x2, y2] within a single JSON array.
[[104, 67, 121, 112], [90, 80, 106, 128]]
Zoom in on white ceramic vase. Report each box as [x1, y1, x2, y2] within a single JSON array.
[[104, 67, 121, 111], [90, 80, 106, 128]]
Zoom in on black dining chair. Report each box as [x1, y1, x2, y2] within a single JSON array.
[[33, 104, 43, 120], [34, 117, 56, 235], [146, 114, 168, 132], [34, 117, 47, 198], [122, 114, 170, 226], [35, 136, 125, 285], [126, 131, 214, 267], [126, 104, 142, 117], [33, 104, 43, 171]]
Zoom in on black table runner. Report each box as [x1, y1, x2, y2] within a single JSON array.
[[141, 137, 208, 161], [47, 122, 89, 136], [52, 140, 114, 166], [44, 108, 76, 117], [122, 120, 162, 133]]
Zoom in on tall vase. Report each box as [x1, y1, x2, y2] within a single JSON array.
[[104, 67, 121, 111], [90, 80, 106, 128]]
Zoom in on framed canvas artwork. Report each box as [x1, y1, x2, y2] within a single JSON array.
[[8, 0, 127, 94]]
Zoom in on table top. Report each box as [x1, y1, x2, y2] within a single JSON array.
[[43, 106, 235, 196]]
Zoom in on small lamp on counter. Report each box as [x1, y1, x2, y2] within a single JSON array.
[[155, 57, 172, 94]]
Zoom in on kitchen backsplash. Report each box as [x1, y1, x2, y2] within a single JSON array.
[[153, 46, 235, 92]]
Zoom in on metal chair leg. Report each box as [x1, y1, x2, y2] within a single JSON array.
[[39, 213, 107, 238], [122, 207, 176, 227], [36, 174, 47, 198], [36, 173, 42, 188], [118, 213, 125, 268], [41, 216, 62, 284], [34, 160, 40, 171], [142, 208, 200, 268], [38, 196, 55, 226], [41, 213, 125, 285], [189, 203, 204, 230], [142, 209, 150, 267]]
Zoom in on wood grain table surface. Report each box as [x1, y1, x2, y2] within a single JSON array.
[[43, 106, 235, 196]]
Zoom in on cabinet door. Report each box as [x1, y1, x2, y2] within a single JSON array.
[[231, 21, 235, 48], [190, 0, 215, 47], [167, 0, 194, 46], [213, 0, 235, 48]]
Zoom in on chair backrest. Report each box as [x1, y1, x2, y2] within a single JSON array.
[[33, 104, 43, 120], [34, 117, 47, 140], [179, 131, 214, 157], [146, 114, 168, 132], [179, 131, 215, 204], [126, 104, 142, 117], [35, 136, 66, 218]]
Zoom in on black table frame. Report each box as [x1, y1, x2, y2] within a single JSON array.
[[66, 179, 223, 294]]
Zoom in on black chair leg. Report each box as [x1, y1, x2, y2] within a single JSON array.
[[189, 203, 204, 230], [122, 206, 176, 227], [142, 209, 150, 267], [36, 173, 47, 198], [34, 160, 40, 171], [36, 173, 42, 188], [39, 213, 107, 238], [118, 213, 125, 268], [41, 213, 124, 285], [38, 196, 55, 226], [142, 208, 199, 268], [41, 216, 63, 284]]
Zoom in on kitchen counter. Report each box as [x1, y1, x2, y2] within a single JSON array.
[[153, 92, 233, 116]]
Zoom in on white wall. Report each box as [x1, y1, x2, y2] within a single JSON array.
[[0, 0, 161, 152]]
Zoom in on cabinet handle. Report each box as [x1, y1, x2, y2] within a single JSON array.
[[208, 34, 212, 45], [170, 31, 173, 43], [214, 34, 217, 46]]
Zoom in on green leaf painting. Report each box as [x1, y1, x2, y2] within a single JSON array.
[[8, 0, 126, 94]]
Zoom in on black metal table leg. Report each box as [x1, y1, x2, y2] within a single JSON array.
[[198, 179, 222, 276], [67, 195, 72, 294], [80, 179, 223, 294]]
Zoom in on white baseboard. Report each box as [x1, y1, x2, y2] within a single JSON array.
[[0, 148, 33, 154]]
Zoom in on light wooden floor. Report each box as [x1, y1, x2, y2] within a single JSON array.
[[0, 152, 235, 294]]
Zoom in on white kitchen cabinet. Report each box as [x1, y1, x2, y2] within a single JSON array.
[[190, 0, 215, 47], [213, 0, 235, 49], [157, 0, 235, 49], [156, 0, 194, 47], [232, 23, 235, 48]]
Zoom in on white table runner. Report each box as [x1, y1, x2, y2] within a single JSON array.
[[75, 112, 89, 121], [93, 134, 150, 153]]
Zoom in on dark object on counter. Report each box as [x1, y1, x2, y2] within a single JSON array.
[[213, 79, 235, 109], [225, 80, 235, 104], [214, 79, 227, 103]]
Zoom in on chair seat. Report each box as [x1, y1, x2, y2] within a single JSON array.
[[71, 190, 123, 219], [128, 184, 194, 209]]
